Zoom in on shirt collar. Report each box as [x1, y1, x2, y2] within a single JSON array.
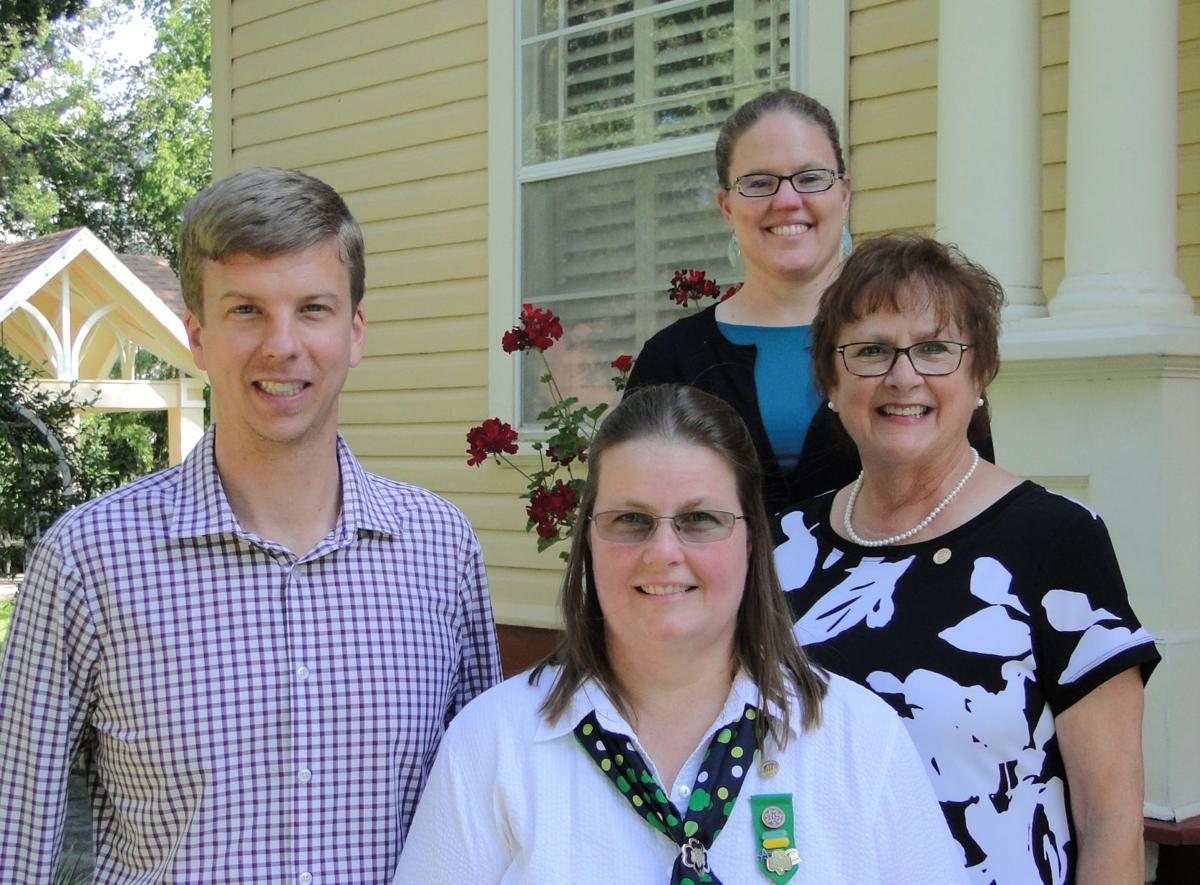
[[533, 668, 802, 744], [168, 427, 398, 542]]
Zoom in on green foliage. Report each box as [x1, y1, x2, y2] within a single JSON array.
[[0, 597, 13, 645], [76, 410, 161, 498], [0, 1, 88, 38], [0, 345, 89, 562], [0, 0, 210, 265], [0, 344, 167, 576]]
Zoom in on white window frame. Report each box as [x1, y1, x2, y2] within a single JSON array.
[[486, 0, 849, 429]]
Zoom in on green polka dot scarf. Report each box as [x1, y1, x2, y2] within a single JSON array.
[[574, 704, 760, 885]]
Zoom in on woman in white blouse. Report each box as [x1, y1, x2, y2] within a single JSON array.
[[394, 384, 964, 884]]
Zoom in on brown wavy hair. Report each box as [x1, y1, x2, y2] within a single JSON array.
[[810, 233, 1005, 442], [531, 384, 827, 744]]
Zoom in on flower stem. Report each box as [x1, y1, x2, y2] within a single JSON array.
[[492, 454, 535, 484]]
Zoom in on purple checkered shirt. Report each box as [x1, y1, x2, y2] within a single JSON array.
[[0, 428, 500, 882]]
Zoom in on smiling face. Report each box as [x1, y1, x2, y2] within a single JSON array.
[[716, 111, 850, 287], [828, 292, 982, 471], [589, 438, 749, 666], [185, 238, 365, 461]]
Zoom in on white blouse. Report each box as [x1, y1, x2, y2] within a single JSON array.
[[393, 668, 966, 884]]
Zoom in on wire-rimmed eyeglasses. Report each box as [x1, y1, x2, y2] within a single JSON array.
[[727, 169, 844, 198], [589, 510, 744, 544], [836, 341, 971, 377]]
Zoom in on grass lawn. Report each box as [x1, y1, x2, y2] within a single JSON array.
[[0, 596, 13, 646]]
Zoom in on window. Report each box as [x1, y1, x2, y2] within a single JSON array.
[[489, 0, 847, 428]]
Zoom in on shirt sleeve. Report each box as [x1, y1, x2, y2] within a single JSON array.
[[0, 535, 98, 882], [393, 707, 511, 882], [1029, 503, 1160, 715], [624, 329, 675, 394], [871, 716, 971, 883], [449, 527, 501, 724]]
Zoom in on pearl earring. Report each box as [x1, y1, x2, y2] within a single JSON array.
[[827, 401, 837, 413], [976, 397, 985, 408]]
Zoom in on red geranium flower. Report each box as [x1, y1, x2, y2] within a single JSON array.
[[547, 443, 587, 467], [502, 304, 564, 353], [610, 354, 634, 373], [526, 480, 578, 538], [668, 269, 722, 307], [610, 353, 635, 392], [501, 327, 526, 353], [465, 418, 519, 466]]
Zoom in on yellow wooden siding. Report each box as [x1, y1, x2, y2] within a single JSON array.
[[847, 0, 938, 240], [218, 0, 542, 618], [212, 0, 1197, 630]]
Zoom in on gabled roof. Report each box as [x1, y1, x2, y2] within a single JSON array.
[[118, 253, 186, 319], [0, 228, 82, 297], [0, 228, 194, 376]]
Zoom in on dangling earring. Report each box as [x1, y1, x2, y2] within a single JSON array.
[[840, 224, 853, 260], [727, 233, 742, 269]]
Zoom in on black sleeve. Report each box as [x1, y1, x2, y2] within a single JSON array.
[[1028, 502, 1160, 715]]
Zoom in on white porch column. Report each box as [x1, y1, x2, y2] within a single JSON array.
[[1052, 0, 1191, 315], [936, 0, 1045, 318], [168, 378, 207, 465]]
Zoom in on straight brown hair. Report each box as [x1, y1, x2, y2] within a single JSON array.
[[531, 384, 827, 745]]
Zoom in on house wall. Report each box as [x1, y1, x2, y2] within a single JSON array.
[[212, 1, 541, 618], [212, 0, 1197, 630]]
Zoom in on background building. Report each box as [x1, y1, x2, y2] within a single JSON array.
[[210, 0, 1198, 875]]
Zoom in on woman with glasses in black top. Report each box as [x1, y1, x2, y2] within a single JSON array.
[[775, 234, 1159, 884], [626, 90, 994, 516]]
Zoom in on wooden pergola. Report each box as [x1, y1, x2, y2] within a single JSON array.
[[0, 228, 206, 464]]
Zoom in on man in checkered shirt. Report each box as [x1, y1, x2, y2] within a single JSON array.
[[0, 167, 502, 882]]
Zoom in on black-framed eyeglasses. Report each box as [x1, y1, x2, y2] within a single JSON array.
[[836, 341, 971, 377], [727, 169, 844, 198], [589, 510, 744, 544]]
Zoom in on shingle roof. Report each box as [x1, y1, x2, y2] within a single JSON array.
[[118, 253, 185, 319], [0, 228, 82, 300], [0, 229, 184, 320]]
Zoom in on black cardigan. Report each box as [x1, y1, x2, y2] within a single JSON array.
[[624, 304, 995, 516]]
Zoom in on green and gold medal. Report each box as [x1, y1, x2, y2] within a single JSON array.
[[751, 793, 800, 883]]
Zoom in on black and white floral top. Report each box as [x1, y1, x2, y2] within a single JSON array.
[[774, 481, 1160, 885]]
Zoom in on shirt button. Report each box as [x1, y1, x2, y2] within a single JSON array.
[[678, 785, 691, 798], [298, 873, 313, 885], [297, 768, 312, 784], [296, 665, 310, 681]]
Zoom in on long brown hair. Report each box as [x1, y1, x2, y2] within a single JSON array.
[[531, 384, 827, 744]]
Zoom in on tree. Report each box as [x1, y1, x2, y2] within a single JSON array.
[[0, 345, 88, 571], [1, 0, 88, 37], [0, 0, 88, 99], [0, 0, 211, 263]]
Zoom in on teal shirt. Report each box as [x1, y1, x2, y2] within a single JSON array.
[[717, 323, 821, 471]]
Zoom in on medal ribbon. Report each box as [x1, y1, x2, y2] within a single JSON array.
[[750, 794, 800, 883], [574, 704, 760, 885]]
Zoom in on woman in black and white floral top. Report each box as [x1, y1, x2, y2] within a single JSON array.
[[774, 234, 1159, 884]]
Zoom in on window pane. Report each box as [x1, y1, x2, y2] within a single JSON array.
[[522, 0, 790, 163], [518, 152, 732, 425]]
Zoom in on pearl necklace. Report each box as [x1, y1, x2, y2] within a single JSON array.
[[843, 448, 980, 547]]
